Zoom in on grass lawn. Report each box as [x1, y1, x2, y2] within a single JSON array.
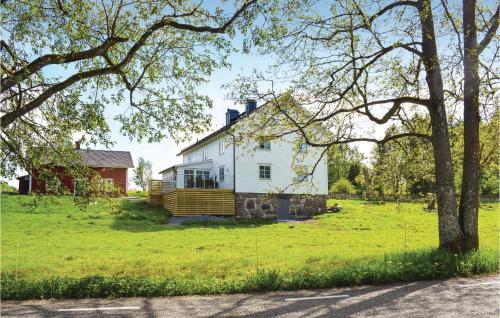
[[1, 194, 498, 299]]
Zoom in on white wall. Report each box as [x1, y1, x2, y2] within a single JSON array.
[[177, 134, 234, 189], [162, 169, 175, 182], [234, 132, 328, 195], [168, 113, 328, 195]]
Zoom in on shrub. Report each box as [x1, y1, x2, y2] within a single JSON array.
[[1, 182, 17, 193], [330, 178, 356, 194]]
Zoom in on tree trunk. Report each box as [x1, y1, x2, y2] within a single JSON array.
[[459, 0, 480, 250], [418, 0, 464, 250]]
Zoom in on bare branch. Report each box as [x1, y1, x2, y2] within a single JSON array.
[[478, 5, 499, 54], [1, 36, 128, 92], [1, 0, 257, 128]]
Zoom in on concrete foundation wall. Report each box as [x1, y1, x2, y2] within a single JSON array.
[[236, 192, 327, 219]]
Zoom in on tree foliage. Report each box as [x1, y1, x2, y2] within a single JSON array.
[[329, 178, 356, 194], [133, 157, 153, 191], [1, 0, 258, 181], [327, 144, 364, 191], [371, 112, 499, 196], [231, 0, 499, 251]]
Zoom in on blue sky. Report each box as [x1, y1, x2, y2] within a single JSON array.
[[4, 28, 374, 188], [106, 48, 279, 184], [13, 0, 499, 187]]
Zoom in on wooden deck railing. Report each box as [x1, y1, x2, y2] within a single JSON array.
[[148, 179, 164, 206], [163, 188, 235, 216], [148, 180, 235, 215]]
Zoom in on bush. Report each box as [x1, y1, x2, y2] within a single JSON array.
[[330, 178, 356, 194], [128, 190, 148, 198], [1, 182, 17, 193]]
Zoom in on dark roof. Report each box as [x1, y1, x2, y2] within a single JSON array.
[[77, 149, 134, 168], [158, 164, 176, 174], [177, 110, 248, 156]]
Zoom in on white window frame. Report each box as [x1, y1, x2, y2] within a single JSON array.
[[184, 169, 195, 188], [219, 166, 225, 182], [188, 155, 192, 163], [219, 140, 225, 155], [202, 148, 208, 160], [258, 140, 271, 151], [103, 178, 114, 192], [296, 174, 308, 182], [73, 178, 85, 196], [45, 177, 60, 193], [259, 165, 271, 180]]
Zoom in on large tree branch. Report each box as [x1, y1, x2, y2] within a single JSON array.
[[478, 5, 499, 54], [1, 0, 257, 128], [1, 36, 128, 93], [1, 66, 122, 128], [310, 96, 429, 125]]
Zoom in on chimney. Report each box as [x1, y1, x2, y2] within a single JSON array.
[[75, 141, 81, 150], [226, 109, 239, 125], [245, 99, 257, 114]]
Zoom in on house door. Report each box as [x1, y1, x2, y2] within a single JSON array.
[[277, 198, 290, 220]]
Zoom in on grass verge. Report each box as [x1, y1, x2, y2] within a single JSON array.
[[2, 248, 497, 300]]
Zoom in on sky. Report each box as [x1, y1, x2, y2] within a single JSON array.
[[4, 0, 412, 188], [105, 49, 286, 185], [5, 35, 379, 189]]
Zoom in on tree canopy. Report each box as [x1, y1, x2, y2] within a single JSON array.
[[1, 0, 258, 179], [230, 0, 499, 250]]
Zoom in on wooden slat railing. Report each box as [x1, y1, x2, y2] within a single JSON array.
[[148, 179, 164, 206], [161, 188, 235, 216]]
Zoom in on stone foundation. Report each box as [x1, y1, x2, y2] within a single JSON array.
[[236, 193, 327, 219]]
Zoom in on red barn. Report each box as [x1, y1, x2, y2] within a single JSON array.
[[17, 146, 134, 196]]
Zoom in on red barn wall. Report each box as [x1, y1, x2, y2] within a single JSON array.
[[31, 166, 73, 194], [30, 166, 128, 196], [94, 168, 128, 195]]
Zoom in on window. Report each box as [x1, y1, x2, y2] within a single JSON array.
[[184, 169, 194, 188], [45, 177, 61, 193], [219, 140, 225, 155], [258, 140, 271, 150], [195, 170, 210, 188], [202, 148, 208, 160], [74, 179, 85, 196], [295, 165, 308, 182], [299, 142, 307, 153], [259, 165, 271, 180], [219, 166, 225, 182], [103, 178, 114, 192], [188, 155, 192, 163]]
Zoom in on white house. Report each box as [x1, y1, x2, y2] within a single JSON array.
[[159, 99, 328, 219]]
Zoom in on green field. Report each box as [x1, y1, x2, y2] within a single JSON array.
[[1, 194, 498, 299]]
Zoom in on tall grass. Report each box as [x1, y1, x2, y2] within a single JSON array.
[[2, 248, 497, 300], [1, 194, 498, 299]]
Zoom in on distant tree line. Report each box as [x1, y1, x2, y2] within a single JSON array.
[[329, 111, 499, 198]]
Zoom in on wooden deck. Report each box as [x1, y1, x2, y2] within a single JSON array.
[[148, 179, 164, 206], [148, 180, 235, 216], [163, 188, 235, 216]]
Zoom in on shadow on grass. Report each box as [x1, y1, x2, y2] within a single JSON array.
[[110, 198, 275, 232]]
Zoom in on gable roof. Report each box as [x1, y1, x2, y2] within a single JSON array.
[[176, 94, 332, 156], [176, 109, 250, 156], [77, 149, 134, 168]]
